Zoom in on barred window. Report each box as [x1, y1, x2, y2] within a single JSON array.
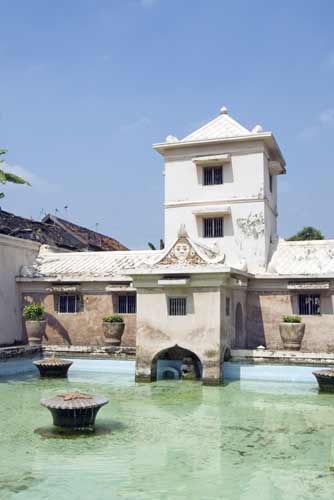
[[57, 294, 80, 313], [168, 297, 187, 316], [299, 294, 320, 315], [118, 295, 136, 314], [203, 166, 223, 185], [203, 217, 224, 238]]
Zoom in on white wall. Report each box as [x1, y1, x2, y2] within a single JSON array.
[[0, 234, 40, 345], [163, 140, 277, 272]]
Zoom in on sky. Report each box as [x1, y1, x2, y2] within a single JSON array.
[[0, 0, 334, 249]]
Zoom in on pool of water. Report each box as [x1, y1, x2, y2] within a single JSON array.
[[0, 360, 334, 500]]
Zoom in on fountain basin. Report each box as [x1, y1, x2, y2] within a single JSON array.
[[41, 391, 109, 430], [34, 356, 73, 377], [312, 369, 334, 392]]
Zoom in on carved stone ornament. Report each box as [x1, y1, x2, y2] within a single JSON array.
[[159, 237, 206, 266]]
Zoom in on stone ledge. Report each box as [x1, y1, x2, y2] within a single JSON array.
[[231, 349, 334, 365], [0, 345, 42, 361], [42, 345, 136, 360]]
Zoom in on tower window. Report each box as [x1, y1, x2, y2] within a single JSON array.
[[203, 166, 223, 185], [299, 294, 320, 315], [203, 217, 224, 238], [269, 174, 273, 193]]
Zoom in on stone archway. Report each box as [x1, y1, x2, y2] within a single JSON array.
[[151, 345, 203, 381], [235, 302, 244, 348]]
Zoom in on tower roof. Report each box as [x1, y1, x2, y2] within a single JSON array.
[[181, 106, 251, 142]]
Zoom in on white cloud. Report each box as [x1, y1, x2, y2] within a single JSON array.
[[1, 163, 59, 193], [140, 0, 158, 8], [298, 108, 334, 140], [119, 116, 151, 133]]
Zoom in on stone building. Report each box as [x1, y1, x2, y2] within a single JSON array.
[[17, 106, 334, 384]]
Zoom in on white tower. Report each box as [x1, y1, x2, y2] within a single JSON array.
[[154, 106, 286, 273]]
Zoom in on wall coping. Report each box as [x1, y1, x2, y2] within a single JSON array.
[[0, 233, 41, 251]]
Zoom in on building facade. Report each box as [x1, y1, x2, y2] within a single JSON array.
[[17, 107, 334, 384]]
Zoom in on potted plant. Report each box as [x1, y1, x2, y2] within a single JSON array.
[[102, 314, 125, 347], [279, 315, 305, 351], [23, 303, 46, 346]]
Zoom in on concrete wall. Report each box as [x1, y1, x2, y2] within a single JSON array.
[[0, 234, 40, 346], [19, 282, 137, 347], [246, 281, 334, 352]]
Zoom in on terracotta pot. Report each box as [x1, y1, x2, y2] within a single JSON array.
[[102, 322, 125, 346], [26, 320, 46, 346], [279, 322, 305, 350]]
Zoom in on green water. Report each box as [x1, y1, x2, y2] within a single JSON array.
[[0, 369, 334, 500]]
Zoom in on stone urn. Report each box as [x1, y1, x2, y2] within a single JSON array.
[[279, 321, 305, 350], [26, 320, 46, 346], [312, 369, 334, 392], [102, 316, 125, 347], [41, 391, 109, 431], [33, 354, 73, 377]]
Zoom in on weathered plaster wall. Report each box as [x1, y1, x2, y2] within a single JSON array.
[[19, 284, 137, 347], [134, 278, 229, 384], [246, 286, 334, 352], [0, 234, 40, 346]]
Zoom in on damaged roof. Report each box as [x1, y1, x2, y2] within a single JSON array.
[[0, 210, 128, 252]]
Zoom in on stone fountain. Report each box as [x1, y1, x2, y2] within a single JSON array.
[[41, 391, 109, 431], [33, 354, 73, 377], [312, 369, 334, 392]]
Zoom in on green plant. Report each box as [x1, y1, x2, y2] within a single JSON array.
[[288, 226, 324, 241], [23, 304, 44, 321], [0, 149, 31, 199], [102, 314, 124, 323], [282, 315, 302, 323]]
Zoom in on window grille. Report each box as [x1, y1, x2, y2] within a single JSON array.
[[203, 166, 223, 185], [57, 295, 79, 313], [168, 297, 187, 316], [298, 294, 321, 315], [203, 217, 224, 238], [226, 297, 230, 316], [118, 295, 136, 314]]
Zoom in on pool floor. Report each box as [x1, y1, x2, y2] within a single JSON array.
[[0, 361, 334, 500]]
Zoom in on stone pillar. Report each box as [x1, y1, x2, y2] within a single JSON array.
[[201, 351, 224, 386], [135, 348, 154, 382]]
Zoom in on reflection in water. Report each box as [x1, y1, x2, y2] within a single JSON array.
[[1, 368, 334, 500]]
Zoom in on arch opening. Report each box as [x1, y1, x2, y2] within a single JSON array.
[[152, 345, 202, 382]]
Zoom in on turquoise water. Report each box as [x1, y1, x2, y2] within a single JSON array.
[[0, 361, 334, 500]]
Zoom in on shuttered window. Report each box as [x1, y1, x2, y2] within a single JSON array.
[[168, 297, 187, 316], [203, 166, 223, 185], [118, 295, 136, 314], [203, 217, 224, 238], [299, 294, 321, 315]]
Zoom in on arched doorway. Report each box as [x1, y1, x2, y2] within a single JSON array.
[[151, 345, 202, 381], [235, 303, 244, 348]]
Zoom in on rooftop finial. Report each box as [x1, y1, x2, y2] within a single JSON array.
[[220, 106, 228, 115]]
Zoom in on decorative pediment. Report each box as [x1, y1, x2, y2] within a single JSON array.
[[155, 225, 225, 267]]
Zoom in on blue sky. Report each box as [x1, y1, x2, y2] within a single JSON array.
[[1, 0, 334, 249]]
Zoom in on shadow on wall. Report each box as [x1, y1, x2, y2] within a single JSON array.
[[43, 313, 72, 345], [245, 295, 266, 349]]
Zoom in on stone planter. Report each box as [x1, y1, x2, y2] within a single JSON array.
[[279, 322, 305, 351], [25, 320, 46, 346], [103, 322, 125, 347]]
